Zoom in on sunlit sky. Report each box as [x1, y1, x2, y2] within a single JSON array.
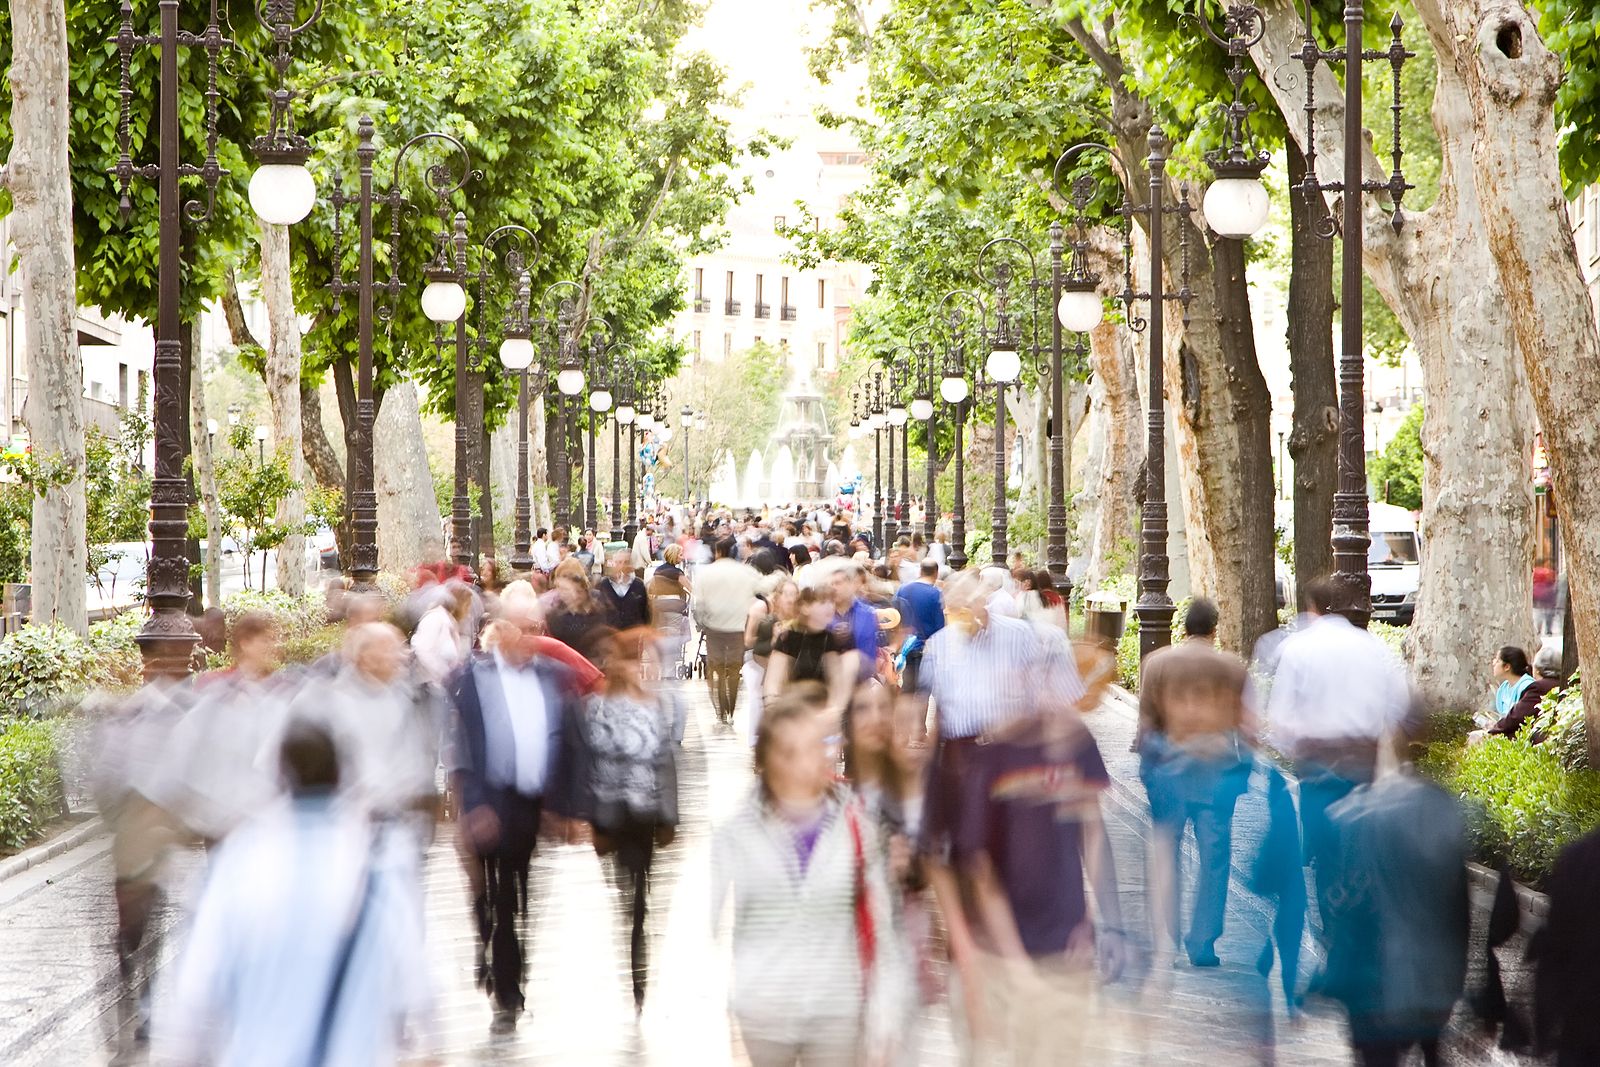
[[682, 0, 866, 126]]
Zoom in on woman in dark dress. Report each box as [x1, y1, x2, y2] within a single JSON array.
[[763, 585, 853, 718]]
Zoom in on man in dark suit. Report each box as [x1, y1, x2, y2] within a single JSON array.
[[446, 594, 587, 1035]]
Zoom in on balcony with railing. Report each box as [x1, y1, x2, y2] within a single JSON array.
[[780, 305, 798, 321], [754, 302, 772, 319], [692, 297, 710, 313], [724, 299, 741, 316]]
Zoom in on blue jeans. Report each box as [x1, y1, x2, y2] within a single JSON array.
[[1141, 735, 1252, 958], [1295, 763, 1364, 943]]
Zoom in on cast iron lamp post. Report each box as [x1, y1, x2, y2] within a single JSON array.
[[936, 290, 984, 572], [459, 224, 540, 571], [113, 0, 319, 675], [498, 277, 541, 577], [911, 335, 938, 544], [583, 321, 615, 536], [602, 343, 635, 544], [327, 126, 475, 587], [973, 239, 1041, 569], [1292, 0, 1413, 625], [542, 282, 585, 533]]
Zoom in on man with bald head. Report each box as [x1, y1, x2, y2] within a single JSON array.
[[445, 591, 589, 1035]]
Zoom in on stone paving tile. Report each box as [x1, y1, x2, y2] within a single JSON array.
[[1, 681, 1539, 1065]]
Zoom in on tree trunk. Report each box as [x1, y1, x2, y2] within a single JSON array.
[[474, 411, 494, 563], [258, 221, 305, 595], [1066, 25, 1278, 656], [1285, 139, 1338, 591], [1428, 0, 1600, 760], [375, 382, 446, 571], [1249, 0, 1536, 712], [1079, 317, 1145, 593], [529, 395, 552, 532], [188, 346, 223, 609], [7, 0, 85, 633]]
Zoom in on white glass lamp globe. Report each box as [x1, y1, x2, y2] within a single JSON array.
[[254, 425, 270, 443], [249, 163, 316, 226], [869, 411, 887, 431], [887, 405, 909, 427], [590, 388, 613, 413], [1057, 286, 1105, 333], [206, 418, 219, 435], [659, 424, 675, 443], [1203, 176, 1271, 239], [421, 280, 467, 323], [616, 404, 636, 425], [498, 336, 535, 371], [986, 346, 1021, 383], [695, 414, 708, 430], [940, 375, 970, 404], [638, 411, 656, 431], [910, 397, 935, 421], [556, 366, 585, 396]]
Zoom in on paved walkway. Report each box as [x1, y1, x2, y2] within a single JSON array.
[[0, 682, 1529, 1065]]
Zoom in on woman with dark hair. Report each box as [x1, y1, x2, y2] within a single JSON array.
[[1490, 645, 1534, 722], [711, 686, 903, 1064], [765, 586, 854, 718], [546, 568, 607, 658], [788, 542, 813, 572], [578, 626, 679, 1012]]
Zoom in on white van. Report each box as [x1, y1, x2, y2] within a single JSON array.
[[1368, 501, 1421, 624]]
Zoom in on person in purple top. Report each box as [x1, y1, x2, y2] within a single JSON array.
[[829, 562, 882, 683]]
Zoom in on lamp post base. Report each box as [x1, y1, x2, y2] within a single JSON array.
[[1136, 599, 1175, 661]]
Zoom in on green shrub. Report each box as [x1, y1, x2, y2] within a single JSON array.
[[223, 589, 328, 635], [283, 624, 344, 666], [1116, 618, 1140, 690], [1441, 733, 1600, 887], [1536, 674, 1589, 772], [0, 624, 104, 717], [86, 612, 145, 690], [1370, 621, 1408, 660], [0, 718, 64, 852]]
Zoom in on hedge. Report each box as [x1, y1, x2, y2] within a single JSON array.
[[1427, 732, 1600, 888], [0, 718, 65, 852]]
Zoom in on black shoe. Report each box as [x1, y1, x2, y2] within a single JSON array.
[[1187, 945, 1221, 967], [490, 1008, 519, 1035]]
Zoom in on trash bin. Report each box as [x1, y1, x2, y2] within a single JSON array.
[[1084, 592, 1128, 649]]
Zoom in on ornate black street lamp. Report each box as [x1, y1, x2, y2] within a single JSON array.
[[545, 283, 585, 533], [936, 290, 983, 572], [462, 225, 540, 571], [867, 367, 887, 550], [605, 345, 636, 545], [884, 359, 900, 542], [113, 0, 319, 675], [328, 127, 475, 584], [584, 322, 614, 535], [974, 239, 1040, 570], [498, 278, 541, 577], [1292, 1, 1413, 624], [886, 351, 913, 542], [910, 334, 938, 544]]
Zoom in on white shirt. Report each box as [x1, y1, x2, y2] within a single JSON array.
[[410, 604, 465, 685], [1265, 613, 1410, 758], [531, 538, 557, 572], [923, 614, 1085, 738], [495, 653, 549, 796]]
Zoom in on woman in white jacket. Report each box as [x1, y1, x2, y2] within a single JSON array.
[[711, 685, 905, 1066]]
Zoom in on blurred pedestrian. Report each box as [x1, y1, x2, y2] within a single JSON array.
[[598, 548, 651, 632], [765, 585, 855, 719], [547, 567, 607, 659], [445, 600, 587, 1035], [154, 722, 435, 1066], [1264, 577, 1411, 968], [691, 536, 760, 724], [1534, 826, 1600, 1065], [1137, 598, 1253, 968], [576, 627, 679, 1012], [711, 687, 905, 1065], [1324, 767, 1469, 1067], [411, 580, 473, 686]]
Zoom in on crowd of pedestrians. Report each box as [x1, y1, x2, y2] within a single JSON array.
[[77, 502, 1600, 1066]]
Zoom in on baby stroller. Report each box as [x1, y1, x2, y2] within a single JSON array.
[[688, 631, 707, 680]]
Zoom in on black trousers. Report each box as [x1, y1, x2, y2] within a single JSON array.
[[475, 792, 543, 1012], [600, 821, 658, 1004], [704, 630, 743, 720], [1353, 1037, 1440, 1067]]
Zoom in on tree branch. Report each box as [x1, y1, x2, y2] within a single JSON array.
[[221, 266, 262, 351]]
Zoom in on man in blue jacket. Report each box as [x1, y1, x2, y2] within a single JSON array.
[[446, 598, 587, 1035]]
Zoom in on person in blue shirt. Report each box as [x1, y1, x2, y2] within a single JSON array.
[[1490, 645, 1534, 720], [895, 558, 945, 697], [829, 562, 882, 684]]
